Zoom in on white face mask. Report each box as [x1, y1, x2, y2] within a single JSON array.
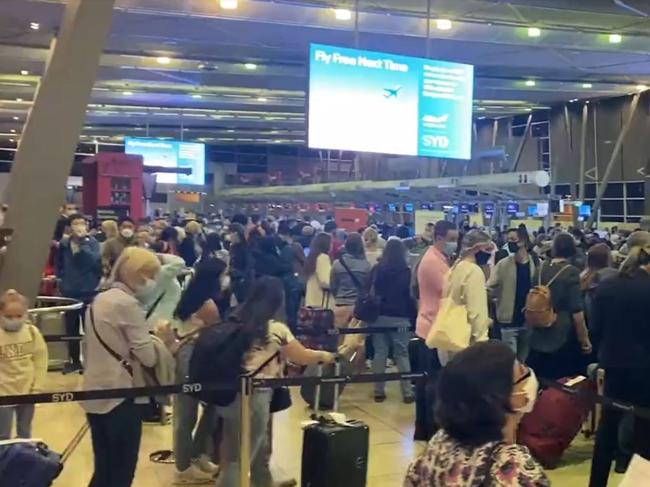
[[1, 316, 25, 332], [444, 241, 457, 256], [514, 368, 540, 414], [121, 228, 134, 239], [72, 223, 87, 238], [135, 277, 157, 301]]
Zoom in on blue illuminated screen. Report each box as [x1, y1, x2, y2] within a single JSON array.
[[308, 44, 474, 160], [125, 137, 205, 185]]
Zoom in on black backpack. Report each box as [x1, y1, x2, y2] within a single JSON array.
[[189, 318, 249, 406]]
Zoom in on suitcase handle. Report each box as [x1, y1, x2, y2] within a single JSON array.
[[313, 356, 345, 414]]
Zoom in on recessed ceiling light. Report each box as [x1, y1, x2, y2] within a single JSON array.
[[122, 91, 133, 96], [29, 22, 40, 30], [156, 56, 171, 65], [192, 94, 202, 99], [636, 84, 648, 91], [257, 97, 268, 102], [12, 116, 19, 120], [10, 129, 16, 133], [227, 129, 235, 133], [244, 63, 258, 70], [198, 64, 206, 69], [528, 27, 541, 37], [20, 70, 29, 76], [9, 139, 15, 143], [582, 83, 593, 88], [524, 108, 532, 112], [609, 33, 622, 44], [477, 107, 486, 111], [334, 9, 352, 21], [435, 19, 453, 30], [525, 80, 536, 87], [15, 98, 23, 102], [220, 0, 238, 10]]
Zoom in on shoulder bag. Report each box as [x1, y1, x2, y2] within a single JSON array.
[[425, 263, 471, 352], [89, 305, 134, 377], [340, 256, 380, 323]]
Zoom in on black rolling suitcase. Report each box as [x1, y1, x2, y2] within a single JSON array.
[[301, 361, 369, 487]]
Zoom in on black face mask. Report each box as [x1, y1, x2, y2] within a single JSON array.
[[507, 241, 519, 254], [475, 250, 492, 266]]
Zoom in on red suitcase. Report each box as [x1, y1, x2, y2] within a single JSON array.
[[518, 376, 596, 468]]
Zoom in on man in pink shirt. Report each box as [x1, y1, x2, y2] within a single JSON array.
[[413, 220, 458, 441]]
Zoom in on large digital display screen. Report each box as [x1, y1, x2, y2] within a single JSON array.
[[308, 43, 474, 159], [124, 137, 205, 185]]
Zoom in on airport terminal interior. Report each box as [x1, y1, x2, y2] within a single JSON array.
[[3, 0, 650, 486]]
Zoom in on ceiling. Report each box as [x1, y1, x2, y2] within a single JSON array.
[[1, 0, 650, 148]]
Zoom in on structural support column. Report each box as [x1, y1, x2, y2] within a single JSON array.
[[586, 94, 641, 228], [0, 0, 116, 301], [511, 113, 533, 172], [578, 103, 589, 201]]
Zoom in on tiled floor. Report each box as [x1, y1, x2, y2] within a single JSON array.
[[27, 373, 621, 486]]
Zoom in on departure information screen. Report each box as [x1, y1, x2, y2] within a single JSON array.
[[308, 43, 474, 160], [124, 137, 205, 185]]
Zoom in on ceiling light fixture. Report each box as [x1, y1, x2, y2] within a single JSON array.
[[29, 22, 40, 30], [435, 19, 453, 30], [122, 91, 133, 96], [582, 83, 593, 88], [198, 63, 206, 69], [220, 0, 238, 10], [10, 129, 16, 133], [244, 63, 258, 70], [156, 56, 171, 65], [528, 27, 541, 37], [12, 116, 19, 120], [15, 98, 23, 102], [609, 33, 622, 44], [192, 94, 202, 99], [20, 70, 29, 76], [257, 97, 268, 102], [9, 139, 15, 143], [636, 84, 648, 91], [525, 80, 536, 87], [334, 9, 352, 21]]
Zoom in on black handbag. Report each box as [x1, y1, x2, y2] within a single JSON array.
[[270, 387, 292, 413], [339, 257, 380, 323]]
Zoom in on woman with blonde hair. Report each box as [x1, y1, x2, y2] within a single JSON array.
[[100, 219, 118, 242], [589, 231, 650, 487], [362, 227, 383, 265], [82, 247, 162, 487]]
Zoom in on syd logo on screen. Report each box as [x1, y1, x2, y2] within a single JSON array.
[[383, 86, 402, 98], [422, 135, 450, 149]]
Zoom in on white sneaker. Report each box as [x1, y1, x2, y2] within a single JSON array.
[[194, 455, 220, 475], [173, 465, 214, 484]]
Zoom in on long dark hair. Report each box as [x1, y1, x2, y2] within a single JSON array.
[[344, 233, 365, 259], [377, 238, 407, 271], [231, 276, 285, 345], [303, 232, 331, 278], [174, 259, 226, 322], [200, 233, 223, 262]]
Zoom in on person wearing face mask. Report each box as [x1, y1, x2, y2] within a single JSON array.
[[82, 247, 163, 487], [412, 220, 459, 441], [0, 290, 48, 440], [101, 216, 137, 277], [56, 213, 102, 374], [405, 341, 548, 487], [434, 229, 494, 366], [487, 228, 537, 362]]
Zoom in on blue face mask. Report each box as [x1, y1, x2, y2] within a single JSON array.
[[443, 241, 457, 256]]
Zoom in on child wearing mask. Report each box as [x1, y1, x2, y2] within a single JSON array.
[[0, 290, 48, 439]]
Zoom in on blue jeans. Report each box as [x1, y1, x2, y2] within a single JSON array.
[[500, 326, 531, 362], [215, 389, 273, 487], [371, 315, 413, 399], [174, 342, 217, 471], [0, 404, 34, 440]]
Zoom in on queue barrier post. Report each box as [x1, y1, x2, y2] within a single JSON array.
[[239, 374, 253, 487]]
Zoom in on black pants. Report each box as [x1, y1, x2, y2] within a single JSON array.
[[589, 368, 650, 487], [64, 301, 89, 365], [413, 338, 442, 441], [87, 400, 143, 487]]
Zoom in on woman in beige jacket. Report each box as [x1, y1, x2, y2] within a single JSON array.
[[303, 232, 333, 309]]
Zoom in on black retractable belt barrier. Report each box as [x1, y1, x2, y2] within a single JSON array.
[[540, 377, 650, 421]]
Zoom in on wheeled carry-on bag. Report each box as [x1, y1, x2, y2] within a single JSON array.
[[300, 354, 355, 410], [301, 360, 369, 487], [518, 376, 596, 468], [0, 439, 63, 487]]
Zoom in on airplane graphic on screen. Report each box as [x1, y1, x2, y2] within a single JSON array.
[[422, 114, 449, 124], [383, 86, 402, 98]]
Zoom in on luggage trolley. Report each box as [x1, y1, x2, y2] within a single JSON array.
[[28, 296, 84, 371]]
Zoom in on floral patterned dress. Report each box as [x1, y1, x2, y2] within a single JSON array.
[[404, 430, 550, 487]]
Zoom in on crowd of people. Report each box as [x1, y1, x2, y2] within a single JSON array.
[[2, 204, 650, 486]]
